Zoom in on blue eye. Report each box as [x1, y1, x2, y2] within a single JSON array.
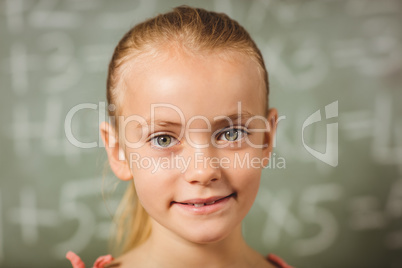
[[150, 134, 177, 148], [218, 128, 247, 141]]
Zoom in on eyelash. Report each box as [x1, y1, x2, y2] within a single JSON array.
[[148, 127, 249, 149], [216, 127, 249, 142], [149, 133, 179, 149]]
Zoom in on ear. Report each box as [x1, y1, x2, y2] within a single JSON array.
[[100, 122, 132, 181], [262, 108, 278, 164]]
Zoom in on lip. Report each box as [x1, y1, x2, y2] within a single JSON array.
[[174, 194, 233, 205], [171, 193, 236, 215]]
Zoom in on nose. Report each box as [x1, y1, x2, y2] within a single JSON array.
[[182, 146, 222, 185]]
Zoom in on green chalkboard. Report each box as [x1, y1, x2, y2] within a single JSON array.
[[1, 0, 401, 267]]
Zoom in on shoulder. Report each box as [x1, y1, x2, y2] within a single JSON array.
[[267, 253, 294, 268], [66, 251, 119, 268], [248, 249, 293, 268], [105, 246, 147, 268]]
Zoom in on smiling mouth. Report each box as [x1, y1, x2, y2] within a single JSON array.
[[171, 193, 236, 207]]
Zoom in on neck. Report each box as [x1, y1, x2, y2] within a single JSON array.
[[140, 221, 257, 268]]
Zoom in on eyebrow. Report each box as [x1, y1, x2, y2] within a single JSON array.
[[137, 119, 182, 129], [138, 112, 256, 129], [213, 112, 255, 126]]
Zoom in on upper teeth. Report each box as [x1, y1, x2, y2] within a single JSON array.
[[189, 201, 216, 207]]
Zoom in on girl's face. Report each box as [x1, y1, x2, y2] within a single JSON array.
[[119, 50, 276, 244]]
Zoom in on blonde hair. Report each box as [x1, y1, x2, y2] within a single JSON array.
[[107, 5, 269, 255]]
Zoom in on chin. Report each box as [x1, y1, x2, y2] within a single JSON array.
[[177, 222, 236, 245]]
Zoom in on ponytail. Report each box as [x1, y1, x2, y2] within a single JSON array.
[[110, 182, 151, 255]]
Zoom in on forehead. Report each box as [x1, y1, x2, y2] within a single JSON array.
[[121, 50, 266, 121]]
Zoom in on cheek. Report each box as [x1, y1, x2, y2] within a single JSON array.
[[132, 174, 166, 217], [130, 160, 178, 213], [235, 168, 261, 198], [224, 150, 263, 204]]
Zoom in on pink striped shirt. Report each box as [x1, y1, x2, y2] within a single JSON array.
[[66, 251, 293, 268]]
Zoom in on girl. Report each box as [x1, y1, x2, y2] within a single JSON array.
[[67, 6, 292, 268]]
